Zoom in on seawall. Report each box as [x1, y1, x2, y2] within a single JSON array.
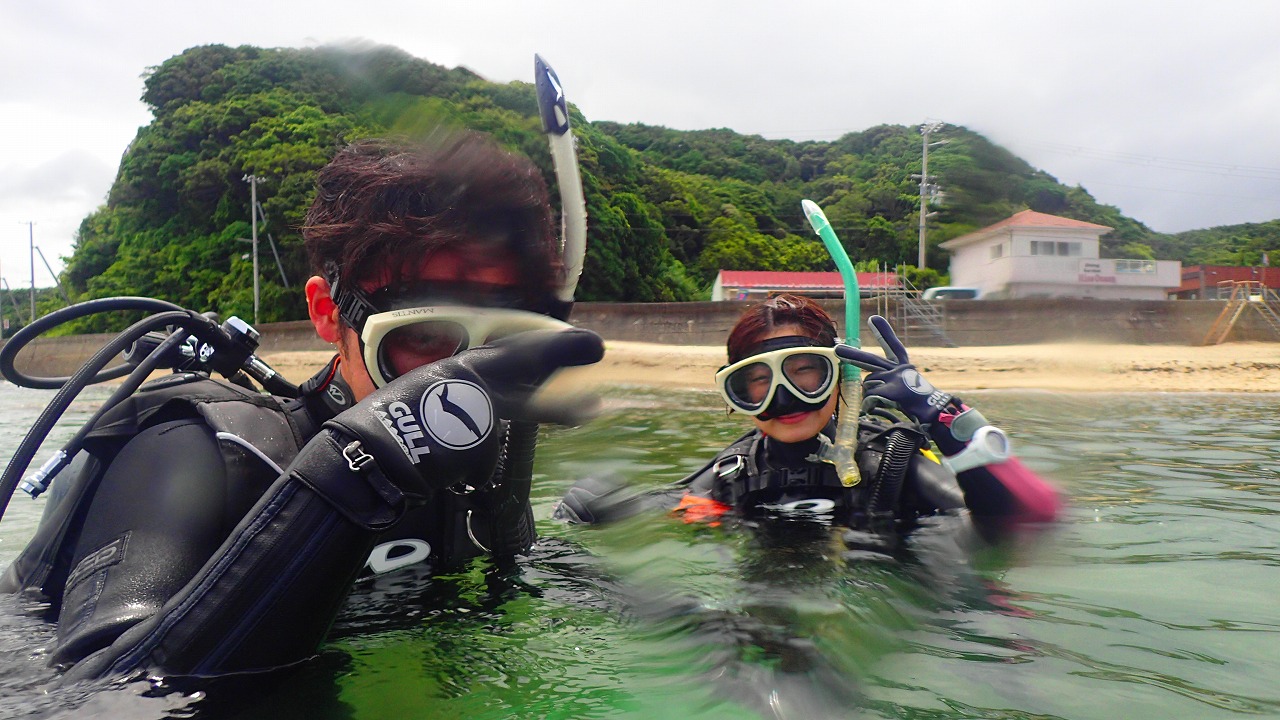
[[2, 299, 1272, 378]]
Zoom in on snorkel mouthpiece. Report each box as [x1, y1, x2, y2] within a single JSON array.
[[757, 384, 829, 421]]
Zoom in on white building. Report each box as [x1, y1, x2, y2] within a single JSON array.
[[939, 210, 1180, 300]]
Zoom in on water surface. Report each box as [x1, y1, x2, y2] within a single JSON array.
[[0, 381, 1276, 719]]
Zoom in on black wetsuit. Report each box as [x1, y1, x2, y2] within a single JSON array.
[[686, 425, 964, 528], [556, 421, 967, 536], [0, 356, 535, 680]]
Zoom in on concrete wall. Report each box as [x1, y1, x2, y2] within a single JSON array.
[[0, 320, 335, 381], [923, 299, 1235, 346], [570, 298, 1277, 347], [2, 299, 1274, 379]]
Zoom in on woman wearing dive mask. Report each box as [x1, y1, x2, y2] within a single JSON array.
[[558, 293, 1059, 542]]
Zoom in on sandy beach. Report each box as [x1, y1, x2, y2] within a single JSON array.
[[262, 340, 1280, 394]]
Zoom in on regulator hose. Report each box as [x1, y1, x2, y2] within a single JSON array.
[[0, 309, 193, 521], [0, 297, 186, 389], [483, 419, 540, 557], [865, 426, 924, 534], [0, 296, 298, 525]]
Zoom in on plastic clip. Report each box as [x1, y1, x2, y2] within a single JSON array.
[[342, 440, 374, 473], [715, 455, 744, 479]]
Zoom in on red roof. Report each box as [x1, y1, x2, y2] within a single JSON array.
[[717, 270, 900, 290], [941, 209, 1113, 250]]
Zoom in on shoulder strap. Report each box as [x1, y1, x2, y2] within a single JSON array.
[[673, 429, 758, 490], [81, 374, 259, 451], [194, 394, 306, 473]]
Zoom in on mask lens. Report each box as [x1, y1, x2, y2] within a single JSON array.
[[480, 320, 531, 345], [378, 321, 468, 381], [781, 352, 834, 397], [725, 361, 774, 411]]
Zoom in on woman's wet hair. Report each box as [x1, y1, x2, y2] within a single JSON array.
[[726, 294, 838, 363], [302, 132, 562, 305]]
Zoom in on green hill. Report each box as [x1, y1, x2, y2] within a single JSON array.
[[53, 43, 1277, 330]]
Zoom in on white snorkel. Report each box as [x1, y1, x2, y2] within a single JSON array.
[[535, 54, 588, 315]]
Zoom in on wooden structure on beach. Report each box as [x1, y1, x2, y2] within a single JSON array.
[[1202, 281, 1280, 344]]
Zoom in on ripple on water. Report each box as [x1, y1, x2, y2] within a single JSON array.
[[0, 387, 1277, 718]]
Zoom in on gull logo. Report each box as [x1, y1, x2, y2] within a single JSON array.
[[375, 401, 432, 463], [420, 380, 493, 450], [544, 68, 564, 103], [902, 368, 934, 395]]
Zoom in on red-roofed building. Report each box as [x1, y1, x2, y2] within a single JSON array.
[[1174, 265, 1280, 299], [711, 270, 900, 301], [939, 210, 1181, 300]]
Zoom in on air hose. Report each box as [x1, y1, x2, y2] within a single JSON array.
[[483, 419, 540, 556], [0, 296, 298, 524], [867, 427, 921, 520], [0, 297, 186, 389]]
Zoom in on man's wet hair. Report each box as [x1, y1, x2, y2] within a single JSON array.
[[302, 132, 562, 309], [726, 294, 838, 363]]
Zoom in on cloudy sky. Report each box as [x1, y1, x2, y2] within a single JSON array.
[[3, 0, 1279, 290]]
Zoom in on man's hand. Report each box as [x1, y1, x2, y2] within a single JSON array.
[[834, 315, 953, 430], [320, 328, 604, 502]]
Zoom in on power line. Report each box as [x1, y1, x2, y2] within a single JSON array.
[[1072, 178, 1278, 202], [1027, 141, 1280, 181]]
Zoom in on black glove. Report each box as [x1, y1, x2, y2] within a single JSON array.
[[835, 315, 953, 430], [553, 475, 650, 525], [292, 328, 604, 527]]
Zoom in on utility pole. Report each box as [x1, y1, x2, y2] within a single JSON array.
[[243, 175, 262, 324], [1, 259, 7, 335], [35, 246, 70, 305], [913, 122, 945, 269], [26, 221, 35, 321]]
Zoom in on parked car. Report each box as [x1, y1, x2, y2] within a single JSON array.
[[922, 286, 982, 300]]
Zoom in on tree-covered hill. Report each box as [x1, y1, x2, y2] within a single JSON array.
[[54, 43, 1276, 330], [1156, 220, 1280, 267]]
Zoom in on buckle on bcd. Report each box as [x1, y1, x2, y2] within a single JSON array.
[[715, 455, 744, 479], [343, 440, 375, 472]]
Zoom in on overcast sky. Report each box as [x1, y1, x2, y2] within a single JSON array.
[[3, 0, 1279, 290]]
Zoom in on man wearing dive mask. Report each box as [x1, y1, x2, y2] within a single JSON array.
[[2, 132, 604, 682]]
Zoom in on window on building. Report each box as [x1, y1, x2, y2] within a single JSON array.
[[1030, 240, 1082, 257], [1116, 259, 1156, 274], [990, 242, 1005, 260]]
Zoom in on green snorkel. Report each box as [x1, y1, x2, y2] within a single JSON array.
[[800, 199, 862, 486]]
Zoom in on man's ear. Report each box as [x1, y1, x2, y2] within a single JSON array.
[[305, 275, 342, 344]]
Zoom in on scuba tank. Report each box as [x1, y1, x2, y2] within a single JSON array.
[[0, 296, 298, 524]]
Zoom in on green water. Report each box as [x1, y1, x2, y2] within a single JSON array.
[[1, 384, 1277, 719]]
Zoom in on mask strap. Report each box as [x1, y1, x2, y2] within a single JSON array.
[[324, 261, 378, 332]]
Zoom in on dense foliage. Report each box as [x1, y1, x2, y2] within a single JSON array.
[[1155, 220, 1280, 267], [54, 43, 1277, 331]]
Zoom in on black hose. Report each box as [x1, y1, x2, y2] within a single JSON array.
[[485, 420, 540, 556], [0, 295, 301, 531], [867, 427, 921, 520], [0, 297, 185, 389], [0, 310, 193, 522], [49, 326, 195, 481]]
